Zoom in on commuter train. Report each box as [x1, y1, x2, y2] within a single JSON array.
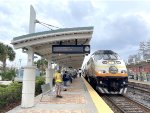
[[83, 50, 128, 94]]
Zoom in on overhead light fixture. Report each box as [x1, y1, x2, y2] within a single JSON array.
[[22, 48, 28, 53]]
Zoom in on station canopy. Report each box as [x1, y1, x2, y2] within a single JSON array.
[[11, 26, 94, 69]]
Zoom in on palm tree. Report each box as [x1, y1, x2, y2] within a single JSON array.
[[0, 43, 16, 71]]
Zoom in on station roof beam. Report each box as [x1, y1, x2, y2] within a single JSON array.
[[11, 26, 94, 69]]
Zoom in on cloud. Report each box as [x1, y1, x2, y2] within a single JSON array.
[[67, 0, 94, 20], [90, 14, 150, 60], [100, 0, 150, 15], [34, 0, 96, 28], [117, 45, 139, 61], [1, 0, 150, 66], [6, 49, 28, 68]]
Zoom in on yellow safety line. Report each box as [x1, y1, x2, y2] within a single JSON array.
[[82, 77, 114, 113]]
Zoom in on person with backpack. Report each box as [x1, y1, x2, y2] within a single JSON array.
[[63, 71, 69, 91]]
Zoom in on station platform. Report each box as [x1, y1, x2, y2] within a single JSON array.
[[7, 77, 113, 113], [128, 79, 150, 85]]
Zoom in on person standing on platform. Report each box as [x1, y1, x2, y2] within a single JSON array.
[[142, 70, 147, 81], [147, 73, 150, 81], [54, 70, 63, 98], [63, 71, 69, 91], [141, 69, 146, 81], [78, 69, 82, 77], [138, 72, 141, 81], [136, 73, 138, 80]]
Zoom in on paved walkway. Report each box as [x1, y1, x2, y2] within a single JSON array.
[[7, 77, 99, 113]]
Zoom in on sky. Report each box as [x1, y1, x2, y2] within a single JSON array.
[[0, 0, 150, 67]]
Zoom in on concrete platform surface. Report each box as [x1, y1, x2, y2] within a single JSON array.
[[7, 77, 113, 113]]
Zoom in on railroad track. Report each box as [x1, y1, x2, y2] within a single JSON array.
[[127, 83, 150, 102], [105, 95, 150, 113], [128, 84, 150, 94]]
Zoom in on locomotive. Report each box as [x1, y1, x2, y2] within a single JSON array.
[[83, 50, 128, 94]]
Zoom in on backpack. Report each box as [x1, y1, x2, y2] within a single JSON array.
[[63, 73, 69, 81]]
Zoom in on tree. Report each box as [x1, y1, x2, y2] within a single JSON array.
[[0, 43, 16, 71], [1, 68, 16, 81], [34, 58, 48, 76]]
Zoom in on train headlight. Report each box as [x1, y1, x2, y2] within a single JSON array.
[[98, 70, 103, 74], [108, 61, 115, 64], [121, 70, 127, 73], [98, 70, 106, 74]]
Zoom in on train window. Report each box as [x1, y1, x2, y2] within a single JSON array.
[[87, 61, 89, 65], [113, 54, 121, 59], [87, 58, 93, 65], [94, 54, 103, 61], [103, 54, 120, 60], [109, 54, 118, 60], [103, 54, 110, 60], [87, 59, 91, 65]]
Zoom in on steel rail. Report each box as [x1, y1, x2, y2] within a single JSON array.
[[128, 84, 150, 93], [104, 95, 150, 113]]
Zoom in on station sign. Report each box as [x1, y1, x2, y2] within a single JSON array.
[[52, 45, 90, 54]]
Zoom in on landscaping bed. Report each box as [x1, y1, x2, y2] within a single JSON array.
[[0, 76, 45, 113]]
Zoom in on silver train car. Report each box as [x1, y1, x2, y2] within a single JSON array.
[[83, 50, 128, 94]]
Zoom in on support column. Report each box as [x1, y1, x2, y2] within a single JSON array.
[[45, 68, 50, 84], [45, 60, 53, 89], [21, 66, 36, 108], [27, 48, 34, 66], [21, 49, 36, 108], [49, 68, 53, 89], [21, 5, 36, 108]]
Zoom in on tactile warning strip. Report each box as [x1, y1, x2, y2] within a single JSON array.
[[40, 94, 86, 104], [18, 109, 87, 113]]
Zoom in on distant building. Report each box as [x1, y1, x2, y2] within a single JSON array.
[[126, 61, 150, 74], [15, 67, 40, 82], [128, 40, 150, 65]]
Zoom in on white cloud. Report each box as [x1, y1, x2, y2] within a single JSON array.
[[1, 0, 150, 67]]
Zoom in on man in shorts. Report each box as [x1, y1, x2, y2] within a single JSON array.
[[54, 70, 63, 98]]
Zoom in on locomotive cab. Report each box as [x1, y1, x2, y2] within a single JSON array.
[[85, 50, 128, 94]]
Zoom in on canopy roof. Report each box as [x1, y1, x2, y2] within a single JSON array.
[[11, 26, 94, 69]]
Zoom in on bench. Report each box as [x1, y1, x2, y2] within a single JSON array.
[[40, 83, 55, 102]]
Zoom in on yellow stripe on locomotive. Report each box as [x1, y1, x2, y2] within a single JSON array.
[[84, 50, 128, 94]]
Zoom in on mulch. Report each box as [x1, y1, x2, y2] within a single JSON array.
[[0, 101, 21, 113]]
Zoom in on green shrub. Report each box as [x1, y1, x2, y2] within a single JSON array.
[[1, 68, 16, 81], [0, 76, 45, 111], [0, 82, 22, 110], [0, 84, 8, 88], [35, 76, 45, 96]]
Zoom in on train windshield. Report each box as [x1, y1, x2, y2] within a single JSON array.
[[94, 54, 103, 61], [94, 54, 120, 61], [103, 54, 120, 60]]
